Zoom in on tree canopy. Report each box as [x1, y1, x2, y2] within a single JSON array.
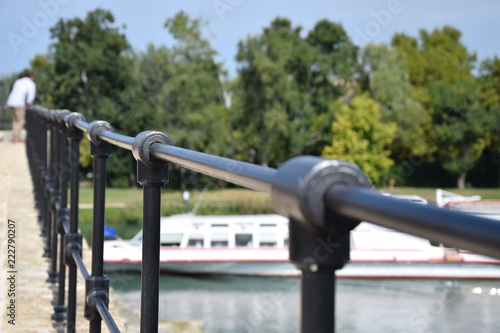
[[2, 8, 498, 188], [322, 94, 396, 183]]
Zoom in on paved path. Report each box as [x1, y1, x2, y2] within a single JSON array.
[[0, 141, 202, 333], [0, 142, 125, 332]]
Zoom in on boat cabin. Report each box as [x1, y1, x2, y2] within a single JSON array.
[[128, 214, 290, 249]]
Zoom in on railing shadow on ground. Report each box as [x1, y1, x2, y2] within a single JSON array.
[[25, 106, 500, 333]]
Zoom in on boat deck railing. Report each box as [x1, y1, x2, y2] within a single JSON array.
[[25, 105, 500, 333]]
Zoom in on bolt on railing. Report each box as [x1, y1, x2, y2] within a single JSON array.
[[26, 106, 500, 333]]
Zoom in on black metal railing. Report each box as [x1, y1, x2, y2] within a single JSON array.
[[25, 105, 500, 333]]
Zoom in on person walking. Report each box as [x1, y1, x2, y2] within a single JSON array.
[[6, 71, 36, 142]]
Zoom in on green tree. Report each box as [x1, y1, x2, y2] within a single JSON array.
[[49, 9, 133, 120], [429, 80, 495, 189], [478, 57, 500, 154], [304, 20, 359, 154], [161, 11, 231, 158], [235, 18, 310, 166], [44, 9, 163, 186], [322, 94, 396, 183], [235, 18, 357, 165], [30, 54, 56, 108], [306, 19, 358, 82], [391, 26, 494, 188], [479, 56, 500, 109], [361, 43, 431, 157], [137, 44, 170, 117], [0, 73, 18, 130], [392, 26, 476, 107]]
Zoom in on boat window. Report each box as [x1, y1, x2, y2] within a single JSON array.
[[187, 232, 204, 248], [260, 233, 277, 247], [211, 241, 229, 247], [160, 233, 183, 247], [211, 233, 228, 247], [235, 234, 253, 247], [260, 242, 277, 247], [187, 239, 204, 248], [129, 231, 143, 247]]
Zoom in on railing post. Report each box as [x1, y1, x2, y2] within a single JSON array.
[[52, 110, 71, 321], [85, 121, 113, 333], [25, 109, 36, 201], [41, 114, 51, 255], [64, 112, 85, 333], [289, 220, 350, 331], [26, 109, 44, 228], [271, 156, 371, 332], [132, 131, 173, 333], [47, 112, 60, 282]]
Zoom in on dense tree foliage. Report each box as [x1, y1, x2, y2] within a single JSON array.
[[391, 26, 492, 188], [361, 43, 431, 158], [429, 80, 495, 188], [234, 18, 358, 166], [2, 9, 499, 188], [322, 95, 396, 182]]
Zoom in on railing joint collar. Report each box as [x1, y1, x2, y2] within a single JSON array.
[[132, 131, 174, 169], [64, 233, 83, 267], [271, 156, 371, 235], [87, 120, 114, 146], [65, 112, 86, 130], [85, 275, 110, 321]]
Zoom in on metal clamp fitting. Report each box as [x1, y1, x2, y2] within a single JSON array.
[[65, 112, 86, 130], [85, 276, 110, 320], [55, 110, 71, 125], [64, 233, 82, 267], [57, 207, 69, 234], [86, 288, 109, 309], [271, 156, 371, 234], [132, 131, 174, 169], [87, 120, 113, 146]]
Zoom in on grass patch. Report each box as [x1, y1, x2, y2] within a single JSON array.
[[79, 207, 143, 245]]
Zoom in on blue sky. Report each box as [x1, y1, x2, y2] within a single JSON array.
[[1, 0, 499, 77]]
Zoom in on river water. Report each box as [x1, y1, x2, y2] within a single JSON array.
[[109, 273, 500, 332]]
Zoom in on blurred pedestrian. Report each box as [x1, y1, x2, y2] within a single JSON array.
[[6, 71, 36, 142]]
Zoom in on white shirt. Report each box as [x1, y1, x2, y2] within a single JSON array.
[[7, 77, 36, 107]]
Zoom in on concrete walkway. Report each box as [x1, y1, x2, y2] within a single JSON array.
[[0, 141, 203, 333], [0, 141, 125, 332]]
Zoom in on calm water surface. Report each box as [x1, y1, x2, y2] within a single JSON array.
[[109, 273, 500, 332]]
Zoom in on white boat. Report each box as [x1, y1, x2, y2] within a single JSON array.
[[103, 194, 500, 279], [436, 188, 500, 220], [104, 214, 297, 277]]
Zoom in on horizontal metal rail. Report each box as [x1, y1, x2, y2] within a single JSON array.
[[26, 105, 500, 333], [150, 143, 276, 193], [326, 187, 500, 259], [72, 249, 90, 280], [95, 298, 120, 332], [99, 130, 134, 151], [74, 118, 90, 133]]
